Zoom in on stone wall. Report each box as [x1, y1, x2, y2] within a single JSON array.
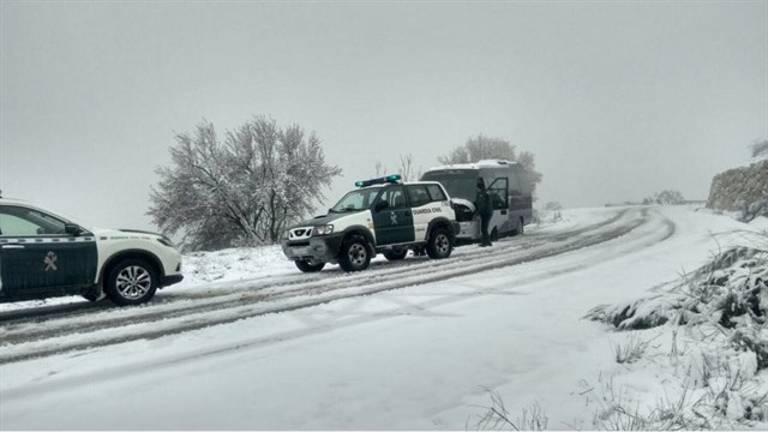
[[707, 160, 768, 221]]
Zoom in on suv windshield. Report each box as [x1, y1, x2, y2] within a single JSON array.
[[421, 170, 477, 201], [330, 188, 382, 212]]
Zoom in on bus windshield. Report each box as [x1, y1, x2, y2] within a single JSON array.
[[421, 170, 478, 201]]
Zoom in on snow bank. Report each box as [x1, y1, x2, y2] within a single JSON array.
[[585, 238, 768, 428], [179, 245, 294, 287]]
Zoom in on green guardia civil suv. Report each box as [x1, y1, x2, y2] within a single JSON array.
[[281, 175, 459, 272]]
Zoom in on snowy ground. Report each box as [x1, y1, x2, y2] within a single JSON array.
[[0, 206, 765, 429]]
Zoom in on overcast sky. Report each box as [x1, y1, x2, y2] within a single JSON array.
[[1, 0, 766, 231]]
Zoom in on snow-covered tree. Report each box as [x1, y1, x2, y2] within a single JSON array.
[[652, 190, 686, 205], [751, 139, 768, 161], [148, 117, 341, 250], [438, 135, 543, 193]]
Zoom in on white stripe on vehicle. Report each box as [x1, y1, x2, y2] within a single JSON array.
[[0, 237, 96, 244]]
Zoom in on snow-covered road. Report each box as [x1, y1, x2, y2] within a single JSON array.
[[0, 206, 762, 429]]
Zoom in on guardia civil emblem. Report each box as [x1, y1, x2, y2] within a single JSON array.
[[43, 252, 58, 272]]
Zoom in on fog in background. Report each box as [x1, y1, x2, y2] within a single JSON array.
[[1, 1, 766, 231]]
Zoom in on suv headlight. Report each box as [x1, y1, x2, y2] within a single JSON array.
[[314, 224, 334, 236]]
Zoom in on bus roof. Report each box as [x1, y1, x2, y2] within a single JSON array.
[[424, 159, 520, 173]]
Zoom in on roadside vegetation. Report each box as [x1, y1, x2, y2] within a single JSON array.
[[642, 190, 686, 205], [475, 391, 549, 431], [584, 233, 768, 428], [148, 116, 341, 250]]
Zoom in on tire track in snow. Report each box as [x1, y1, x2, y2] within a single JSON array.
[[0, 210, 632, 343], [0, 209, 658, 364], [0, 209, 628, 325], [1, 209, 675, 399]]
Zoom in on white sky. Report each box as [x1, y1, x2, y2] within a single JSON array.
[[1, 0, 766, 231]]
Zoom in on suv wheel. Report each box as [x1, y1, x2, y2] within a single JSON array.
[[104, 258, 158, 306], [383, 247, 408, 261], [295, 260, 325, 273], [427, 227, 453, 259], [82, 289, 106, 302], [339, 235, 372, 272]]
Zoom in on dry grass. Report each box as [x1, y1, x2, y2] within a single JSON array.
[[614, 335, 651, 364], [474, 390, 549, 431]]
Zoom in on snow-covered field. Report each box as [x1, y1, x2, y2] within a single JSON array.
[[0, 206, 765, 429]]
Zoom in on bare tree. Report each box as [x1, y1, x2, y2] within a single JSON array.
[[148, 117, 341, 250], [439, 135, 543, 193], [372, 153, 422, 181], [438, 135, 516, 164], [398, 153, 422, 181], [374, 161, 387, 177]]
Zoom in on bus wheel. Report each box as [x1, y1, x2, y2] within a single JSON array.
[[513, 218, 524, 236]]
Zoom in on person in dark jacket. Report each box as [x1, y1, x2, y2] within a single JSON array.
[[474, 177, 493, 247]]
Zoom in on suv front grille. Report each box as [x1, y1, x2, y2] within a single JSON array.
[[288, 226, 314, 241]]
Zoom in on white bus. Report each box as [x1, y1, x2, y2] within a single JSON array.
[[421, 160, 533, 242]]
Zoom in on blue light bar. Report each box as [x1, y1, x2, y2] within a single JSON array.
[[355, 174, 402, 187]]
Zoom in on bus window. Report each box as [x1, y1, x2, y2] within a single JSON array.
[[421, 170, 477, 201], [488, 178, 509, 209]]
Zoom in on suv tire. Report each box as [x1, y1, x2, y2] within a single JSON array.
[[295, 260, 325, 273], [383, 248, 408, 261], [427, 227, 453, 259], [104, 258, 159, 306], [339, 234, 372, 272], [82, 289, 105, 302]]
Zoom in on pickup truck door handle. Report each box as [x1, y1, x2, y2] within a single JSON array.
[[1, 244, 25, 250]]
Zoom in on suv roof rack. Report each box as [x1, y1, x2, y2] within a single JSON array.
[[355, 174, 402, 188]]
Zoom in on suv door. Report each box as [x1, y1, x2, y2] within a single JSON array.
[[406, 184, 435, 242], [0, 205, 97, 299], [372, 186, 415, 245]]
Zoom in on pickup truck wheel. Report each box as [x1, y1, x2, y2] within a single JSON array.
[[295, 260, 325, 273], [339, 235, 371, 272], [383, 248, 408, 261], [427, 227, 453, 259], [104, 258, 158, 306]]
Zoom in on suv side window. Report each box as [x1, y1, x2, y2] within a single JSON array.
[[426, 184, 447, 202], [406, 185, 431, 207], [0, 206, 67, 236], [375, 186, 408, 210]]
